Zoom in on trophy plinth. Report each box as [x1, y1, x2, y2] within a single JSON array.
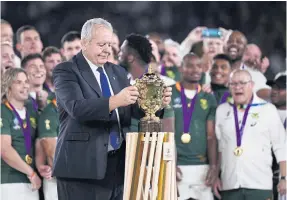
[[124, 65, 177, 200]]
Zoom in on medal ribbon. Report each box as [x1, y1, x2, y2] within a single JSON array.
[[43, 83, 51, 93], [29, 96, 38, 112], [160, 65, 166, 76], [180, 83, 199, 133], [5, 102, 32, 157], [284, 119, 286, 129], [220, 91, 230, 104], [232, 96, 253, 147]]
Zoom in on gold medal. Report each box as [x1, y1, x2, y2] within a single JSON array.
[[25, 154, 33, 165], [23, 122, 27, 129], [234, 146, 243, 156], [181, 133, 191, 143]]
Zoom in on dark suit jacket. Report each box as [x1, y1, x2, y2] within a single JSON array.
[[52, 52, 146, 180]]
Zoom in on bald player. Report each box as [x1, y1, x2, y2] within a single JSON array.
[[213, 69, 286, 200], [242, 44, 270, 73], [224, 31, 271, 100]]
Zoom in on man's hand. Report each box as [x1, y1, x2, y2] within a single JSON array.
[[176, 166, 183, 182], [277, 179, 286, 196], [260, 56, 270, 73], [187, 26, 207, 44], [28, 172, 42, 191], [202, 84, 213, 94], [212, 177, 222, 199], [38, 165, 52, 180], [162, 87, 172, 107], [205, 165, 217, 186], [219, 27, 233, 44], [115, 86, 139, 107], [36, 90, 49, 109]]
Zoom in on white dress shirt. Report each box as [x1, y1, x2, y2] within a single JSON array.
[[83, 56, 123, 151], [215, 95, 286, 190]]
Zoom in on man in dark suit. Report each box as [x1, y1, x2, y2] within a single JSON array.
[[52, 18, 172, 200]]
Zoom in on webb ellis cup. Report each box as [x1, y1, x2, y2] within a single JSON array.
[[123, 65, 177, 200]]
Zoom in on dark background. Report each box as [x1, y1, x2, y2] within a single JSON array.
[[1, 1, 286, 79]]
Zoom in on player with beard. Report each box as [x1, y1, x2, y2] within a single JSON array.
[[172, 53, 218, 200], [160, 39, 182, 82], [224, 31, 271, 100], [118, 33, 175, 133], [118, 33, 153, 82], [210, 54, 232, 104], [268, 73, 287, 200]]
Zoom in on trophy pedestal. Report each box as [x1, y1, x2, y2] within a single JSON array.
[[139, 118, 162, 133], [124, 130, 177, 200]]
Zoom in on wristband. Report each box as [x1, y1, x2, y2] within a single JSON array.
[[28, 171, 35, 179]]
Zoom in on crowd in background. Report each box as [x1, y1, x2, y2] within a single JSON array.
[[0, 4, 286, 200]]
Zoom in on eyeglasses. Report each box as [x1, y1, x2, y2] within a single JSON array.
[[229, 80, 251, 87]]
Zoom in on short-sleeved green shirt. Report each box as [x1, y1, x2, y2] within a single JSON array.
[[1, 102, 38, 184], [25, 91, 55, 113], [38, 101, 59, 138], [171, 83, 217, 165], [211, 83, 231, 104]]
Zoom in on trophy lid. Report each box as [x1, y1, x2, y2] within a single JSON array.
[[147, 64, 153, 74]]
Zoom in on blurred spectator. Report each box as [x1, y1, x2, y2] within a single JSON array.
[[160, 39, 182, 81], [148, 38, 175, 86], [1, 42, 16, 74], [146, 32, 165, 58], [1, 19, 21, 68], [60, 31, 81, 61], [268, 72, 287, 200], [112, 31, 120, 53], [16, 25, 43, 58], [1, 19, 13, 45], [242, 43, 270, 74], [42, 46, 63, 93]]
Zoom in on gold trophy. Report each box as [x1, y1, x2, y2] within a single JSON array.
[[124, 65, 177, 200]]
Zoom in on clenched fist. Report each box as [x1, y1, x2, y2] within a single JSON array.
[[162, 87, 172, 108]]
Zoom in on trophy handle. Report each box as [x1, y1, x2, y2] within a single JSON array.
[[161, 85, 167, 109]]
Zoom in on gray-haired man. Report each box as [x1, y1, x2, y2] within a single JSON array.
[[52, 18, 172, 200]]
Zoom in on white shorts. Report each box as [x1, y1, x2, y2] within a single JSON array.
[[177, 165, 213, 200], [278, 194, 286, 200], [0, 183, 39, 200], [43, 177, 58, 200]]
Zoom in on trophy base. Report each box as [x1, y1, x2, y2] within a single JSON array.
[[124, 132, 177, 200], [139, 117, 162, 132]]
